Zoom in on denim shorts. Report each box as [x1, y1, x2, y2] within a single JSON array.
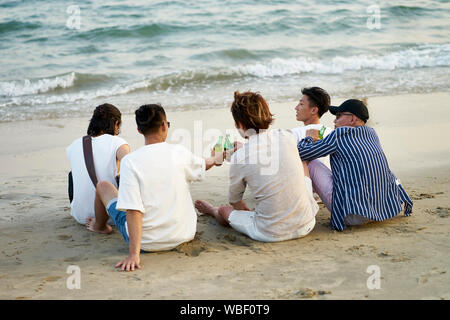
[[106, 198, 129, 243]]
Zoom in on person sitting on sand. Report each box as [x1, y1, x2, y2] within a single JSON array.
[[86, 104, 222, 272], [298, 99, 413, 231], [66, 103, 130, 225], [290, 86, 333, 169], [195, 91, 319, 242]]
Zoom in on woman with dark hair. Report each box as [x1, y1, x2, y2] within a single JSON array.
[[66, 103, 130, 225]]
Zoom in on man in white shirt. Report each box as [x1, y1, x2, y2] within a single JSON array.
[[290, 87, 333, 169], [195, 91, 318, 242], [86, 104, 221, 272]]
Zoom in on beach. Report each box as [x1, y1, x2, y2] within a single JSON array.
[[0, 92, 449, 300]]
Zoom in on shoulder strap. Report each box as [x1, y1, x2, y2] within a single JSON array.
[[82, 135, 98, 187]]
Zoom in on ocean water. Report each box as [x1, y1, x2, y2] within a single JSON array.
[[0, 0, 449, 122]]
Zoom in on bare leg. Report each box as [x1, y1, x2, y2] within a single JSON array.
[[86, 181, 118, 234], [195, 200, 233, 227]]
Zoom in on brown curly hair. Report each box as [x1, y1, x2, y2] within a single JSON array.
[[230, 91, 274, 133]]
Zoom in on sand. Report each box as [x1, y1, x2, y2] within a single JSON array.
[[0, 92, 449, 300]]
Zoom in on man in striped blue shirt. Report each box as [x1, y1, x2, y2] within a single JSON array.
[[297, 99, 413, 231]]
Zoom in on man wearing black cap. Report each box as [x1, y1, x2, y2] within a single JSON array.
[[297, 99, 413, 231]]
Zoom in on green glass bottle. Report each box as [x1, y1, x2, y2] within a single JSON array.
[[223, 134, 233, 162], [318, 126, 326, 140], [214, 136, 223, 152], [214, 136, 223, 164]]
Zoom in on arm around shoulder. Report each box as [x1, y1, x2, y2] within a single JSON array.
[[298, 129, 338, 161]]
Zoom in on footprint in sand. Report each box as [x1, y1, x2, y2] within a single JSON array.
[[2, 249, 22, 257], [223, 234, 253, 247], [376, 251, 411, 263], [175, 239, 209, 257], [64, 255, 86, 262], [57, 234, 72, 241], [35, 276, 62, 292], [0, 193, 27, 201], [44, 276, 62, 282], [417, 268, 447, 284], [345, 244, 377, 256], [410, 191, 444, 200], [426, 207, 449, 218], [295, 288, 332, 299], [272, 288, 331, 299]]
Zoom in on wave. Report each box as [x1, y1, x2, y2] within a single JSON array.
[[0, 72, 76, 97], [0, 20, 41, 35], [0, 72, 112, 97], [234, 43, 450, 77], [70, 23, 185, 41], [130, 43, 450, 91], [191, 49, 260, 61], [387, 5, 436, 17], [1, 44, 449, 104]]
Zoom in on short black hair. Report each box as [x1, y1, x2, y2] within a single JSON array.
[[87, 103, 121, 136], [301, 87, 330, 118], [135, 104, 166, 135]]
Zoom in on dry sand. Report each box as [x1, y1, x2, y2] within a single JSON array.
[[0, 92, 449, 299]]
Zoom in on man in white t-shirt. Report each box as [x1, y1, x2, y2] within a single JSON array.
[[66, 103, 130, 225], [86, 104, 221, 272], [289, 87, 333, 169]]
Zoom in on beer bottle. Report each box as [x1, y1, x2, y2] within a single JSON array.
[[214, 136, 223, 164], [223, 134, 233, 162], [318, 126, 326, 140]]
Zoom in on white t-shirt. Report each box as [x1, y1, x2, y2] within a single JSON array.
[[228, 129, 319, 240], [116, 142, 206, 252], [66, 134, 128, 224], [290, 124, 333, 168]]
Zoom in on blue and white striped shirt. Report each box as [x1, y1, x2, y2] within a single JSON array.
[[298, 126, 413, 231]]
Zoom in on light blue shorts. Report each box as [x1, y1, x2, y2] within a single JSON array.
[[106, 198, 129, 243]]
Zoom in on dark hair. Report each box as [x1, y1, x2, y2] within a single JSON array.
[[301, 87, 330, 118], [87, 103, 121, 136], [230, 91, 274, 133], [135, 104, 166, 135]]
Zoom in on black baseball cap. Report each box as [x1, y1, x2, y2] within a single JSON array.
[[329, 99, 369, 123]]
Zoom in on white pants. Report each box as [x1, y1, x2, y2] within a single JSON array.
[[228, 177, 317, 242]]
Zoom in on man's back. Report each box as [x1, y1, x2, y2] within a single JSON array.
[[299, 125, 412, 230], [229, 129, 318, 239], [116, 142, 205, 251]]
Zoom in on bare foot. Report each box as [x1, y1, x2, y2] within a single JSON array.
[[85, 217, 113, 234], [195, 200, 219, 217]]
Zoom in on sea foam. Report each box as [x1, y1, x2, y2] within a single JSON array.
[[0, 72, 76, 97]]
